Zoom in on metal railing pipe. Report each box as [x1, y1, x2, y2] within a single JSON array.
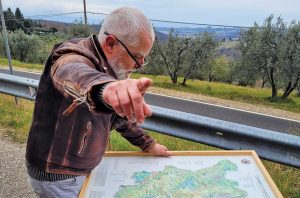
[[0, 73, 38, 100]]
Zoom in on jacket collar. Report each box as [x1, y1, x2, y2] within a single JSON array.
[[90, 34, 117, 79]]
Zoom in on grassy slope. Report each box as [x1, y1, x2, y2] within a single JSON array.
[[0, 57, 44, 72]]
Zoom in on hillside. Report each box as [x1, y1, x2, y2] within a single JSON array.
[[34, 19, 241, 42], [34, 19, 101, 33], [155, 26, 241, 41], [32, 19, 240, 59]]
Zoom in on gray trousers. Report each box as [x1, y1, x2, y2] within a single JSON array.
[[28, 175, 86, 198]]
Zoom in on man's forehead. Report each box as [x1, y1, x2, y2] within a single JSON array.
[[128, 32, 153, 56], [131, 43, 152, 57]]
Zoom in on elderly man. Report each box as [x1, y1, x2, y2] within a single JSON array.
[[26, 7, 171, 197]]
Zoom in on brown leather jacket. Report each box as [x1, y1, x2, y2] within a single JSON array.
[[26, 35, 155, 175]]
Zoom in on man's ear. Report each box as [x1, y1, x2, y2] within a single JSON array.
[[104, 36, 117, 53]]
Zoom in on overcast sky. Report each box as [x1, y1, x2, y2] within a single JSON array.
[[3, 0, 300, 27]]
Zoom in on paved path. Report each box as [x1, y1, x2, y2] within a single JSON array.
[[0, 133, 36, 198]]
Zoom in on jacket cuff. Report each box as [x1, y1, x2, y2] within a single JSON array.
[[90, 83, 114, 113], [142, 140, 157, 152]]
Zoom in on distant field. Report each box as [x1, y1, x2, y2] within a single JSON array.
[[219, 40, 238, 48]]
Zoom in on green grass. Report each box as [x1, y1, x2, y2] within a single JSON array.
[[110, 131, 217, 152], [0, 94, 299, 197], [0, 95, 33, 143], [0, 57, 44, 71]]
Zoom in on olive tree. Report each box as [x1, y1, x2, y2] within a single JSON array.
[[279, 21, 300, 99], [68, 21, 93, 38], [8, 30, 42, 62], [236, 16, 287, 97], [235, 25, 262, 86], [155, 29, 190, 84], [182, 33, 219, 85], [139, 36, 166, 75]]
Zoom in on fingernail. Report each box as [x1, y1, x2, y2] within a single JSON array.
[[138, 119, 144, 124]]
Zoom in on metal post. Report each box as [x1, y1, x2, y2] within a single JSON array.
[[0, 0, 13, 75], [83, 0, 87, 25], [0, 0, 18, 103]]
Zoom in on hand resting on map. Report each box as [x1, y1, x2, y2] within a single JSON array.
[[146, 143, 172, 157]]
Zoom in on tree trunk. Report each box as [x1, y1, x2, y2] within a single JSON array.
[[282, 78, 299, 99], [209, 73, 213, 82], [171, 72, 177, 84], [181, 70, 191, 86], [261, 76, 267, 88], [282, 81, 292, 99], [271, 86, 277, 98], [269, 68, 277, 98], [181, 77, 187, 86], [168, 72, 175, 84]]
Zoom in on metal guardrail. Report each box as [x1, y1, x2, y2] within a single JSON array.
[[142, 106, 300, 168], [0, 73, 38, 100], [0, 73, 300, 168]]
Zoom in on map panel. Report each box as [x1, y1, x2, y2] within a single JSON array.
[[82, 152, 280, 198]]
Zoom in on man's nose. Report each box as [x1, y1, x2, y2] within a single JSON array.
[[134, 57, 144, 69], [139, 57, 145, 65]]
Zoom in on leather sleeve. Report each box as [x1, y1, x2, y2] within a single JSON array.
[[114, 119, 157, 151], [50, 53, 116, 114]]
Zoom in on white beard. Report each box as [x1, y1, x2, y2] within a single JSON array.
[[108, 59, 130, 80]]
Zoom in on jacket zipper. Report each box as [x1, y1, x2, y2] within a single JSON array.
[[78, 121, 92, 154], [64, 84, 83, 99], [63, 84, 88, 116]]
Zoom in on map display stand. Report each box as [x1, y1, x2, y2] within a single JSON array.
[[79, 150, 282, 198]]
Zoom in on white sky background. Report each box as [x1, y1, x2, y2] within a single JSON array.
[[3, 0, 300, 27]]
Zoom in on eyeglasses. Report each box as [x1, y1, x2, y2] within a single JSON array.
[[104, 32, 148, 69]]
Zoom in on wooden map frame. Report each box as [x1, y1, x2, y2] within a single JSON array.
[[79, 150, 283, 198]]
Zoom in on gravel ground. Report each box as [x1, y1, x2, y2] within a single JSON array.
[[0, 133, 36, 198]]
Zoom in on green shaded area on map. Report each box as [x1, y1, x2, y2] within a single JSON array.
[[114, 160, 247, 198]]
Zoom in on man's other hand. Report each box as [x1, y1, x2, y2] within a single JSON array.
[[147, 143, 172, 157], [102, 77, 152, 124]]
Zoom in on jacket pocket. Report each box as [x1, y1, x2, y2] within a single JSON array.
[[78, 121, 92, 154]]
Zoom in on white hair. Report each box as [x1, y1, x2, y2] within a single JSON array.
[[98, 7, 155, 46]]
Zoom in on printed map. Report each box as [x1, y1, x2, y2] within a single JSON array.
[[115, 160, 247, 198], [83, 154, 277, 198]]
